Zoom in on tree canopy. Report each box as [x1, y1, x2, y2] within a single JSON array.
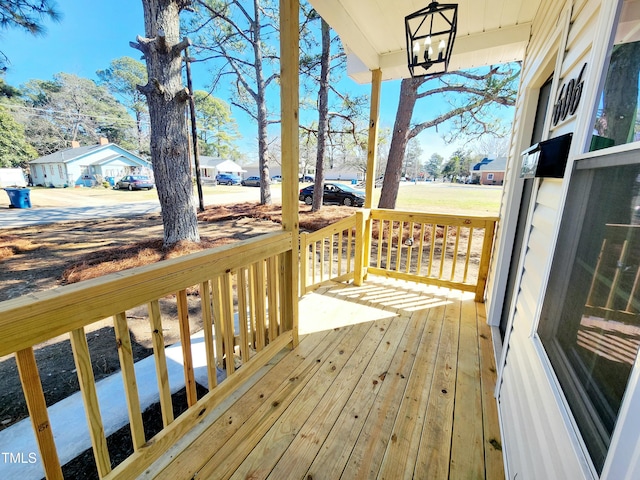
[[193, 90, 240, 159], [17, 73, 136, 155], [97, 56, 149, 154], [0, 104, 37, 167]]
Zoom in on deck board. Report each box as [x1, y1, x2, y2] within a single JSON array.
[[151, 277, 504, 480]]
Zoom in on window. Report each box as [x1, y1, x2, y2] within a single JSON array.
[[590, 0, 640, 151], [538, 152, 640, 473], [487, 173, 494, 181]]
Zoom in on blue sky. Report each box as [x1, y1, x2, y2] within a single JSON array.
[[0, 0, 461, 162]]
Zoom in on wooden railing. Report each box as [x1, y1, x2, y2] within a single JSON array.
[[299, 212, 364, 294], [299, 209, 497, 302], [0, 231, 296, 480], [586, 224, 640, 320], [368, 209, 498, 301]]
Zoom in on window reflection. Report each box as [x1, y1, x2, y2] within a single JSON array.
[[541, 164, 640, 472], [591, 0, 640, 151]]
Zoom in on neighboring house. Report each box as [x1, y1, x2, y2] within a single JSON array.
[[316, 0, 640, 478], [197, 157, 246, 181], [29, 138, 151, 187], [242, 163, 281, 179], [478, 157, 506, 185]]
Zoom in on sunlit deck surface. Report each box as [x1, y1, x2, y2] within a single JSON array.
[[143, 277, 504, 480]]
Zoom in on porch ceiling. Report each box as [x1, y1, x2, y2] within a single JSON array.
[[307, 0, 542, 83]]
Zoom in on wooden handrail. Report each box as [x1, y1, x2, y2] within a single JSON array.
[[0, 231, 292, 357], [0, 231, 297, 479]]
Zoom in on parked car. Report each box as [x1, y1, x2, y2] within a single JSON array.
[[271, 175, 282, 182], [300, 175, 314, 183], [299, 182, 365, 207], [216, 173, 242, 185], [114, 175, 154, 191], [241, 176, 261, 187]]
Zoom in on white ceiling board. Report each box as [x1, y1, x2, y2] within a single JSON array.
[[309, 0, 542, 83], [347, 24, 532, 84]]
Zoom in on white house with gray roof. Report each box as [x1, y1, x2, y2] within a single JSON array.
[[29, 138, 152, 188]]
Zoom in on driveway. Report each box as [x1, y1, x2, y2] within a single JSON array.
[[0, 185, 283, 229]]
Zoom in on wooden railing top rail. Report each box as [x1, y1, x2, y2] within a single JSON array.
[[371, 208, 498, 227], [0, 231, 293, 357], [301, 213, 361, 243]]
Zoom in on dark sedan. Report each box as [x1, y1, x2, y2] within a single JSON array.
[[114, 175, 154, 191], [299, 182, 365, 207]]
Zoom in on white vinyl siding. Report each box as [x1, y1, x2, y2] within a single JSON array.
[[495, 0, 607, 478]]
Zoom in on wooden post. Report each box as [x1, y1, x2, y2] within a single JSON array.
[[475, 220, 497, 302], [280, 0, 300, 347], [15, 348, 63, 480], [354, 210, 366, 286], [365, 69, 382, 209], [363, 69, 382, 281]]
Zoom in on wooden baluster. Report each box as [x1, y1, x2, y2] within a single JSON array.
[[337, 230, 344, 277], [405, 221, 415, 274], [177, 289, 197, 407], [300, 232, 309, 295], [346, 226, 353, 274], [386, 220, 393, 271], [267, 255, 280, 341], [237, 269, 251, 363], [212, 276, 226, 367], [428, 223, 437, 277], [253, 261, 267, 351], [463, 227, 474, 284], [247, 266, 258, 350], [451, 226, 461, 281], [396, 221, 404, 272], [200, 281, 217, 389], [147, 300, 174, 426], [69, 327, 112, 475], [221, 272, 236, 375], [311, 241, 317, 286], [417, 223, 426, 276], [586, 238, 608, 308], [439, 225, 449, 279], [112, 313, 145, 451], [15, 348, 63, 480], [376, 219, 383, 269]]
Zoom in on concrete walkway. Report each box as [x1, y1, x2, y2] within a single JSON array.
[[0, 329, 225, 480], [0, 188, 283, 229], [0, 202, 161, 229]]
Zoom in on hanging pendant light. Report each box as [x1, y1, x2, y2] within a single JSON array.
[[405, 1, 458, 77]]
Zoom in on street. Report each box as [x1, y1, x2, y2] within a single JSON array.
[[0, 185, 283, 229]]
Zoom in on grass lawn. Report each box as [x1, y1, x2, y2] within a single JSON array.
[[376, 182, 502, 216]]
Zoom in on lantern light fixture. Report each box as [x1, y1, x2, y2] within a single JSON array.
[[405, 1, 458, 77]]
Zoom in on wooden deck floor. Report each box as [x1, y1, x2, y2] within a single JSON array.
[[143, 277, 504, 480]]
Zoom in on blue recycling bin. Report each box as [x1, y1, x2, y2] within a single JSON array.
[[5, 188, 32, 208]]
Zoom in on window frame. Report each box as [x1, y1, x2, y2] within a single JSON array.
[[535, 146, 640, 475]]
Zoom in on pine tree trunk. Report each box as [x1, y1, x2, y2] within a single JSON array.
[[137, 0, 199, 247], [254, 0, 272, 205], [312, 19, 330, 212], [378, 78, 419, 209]]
